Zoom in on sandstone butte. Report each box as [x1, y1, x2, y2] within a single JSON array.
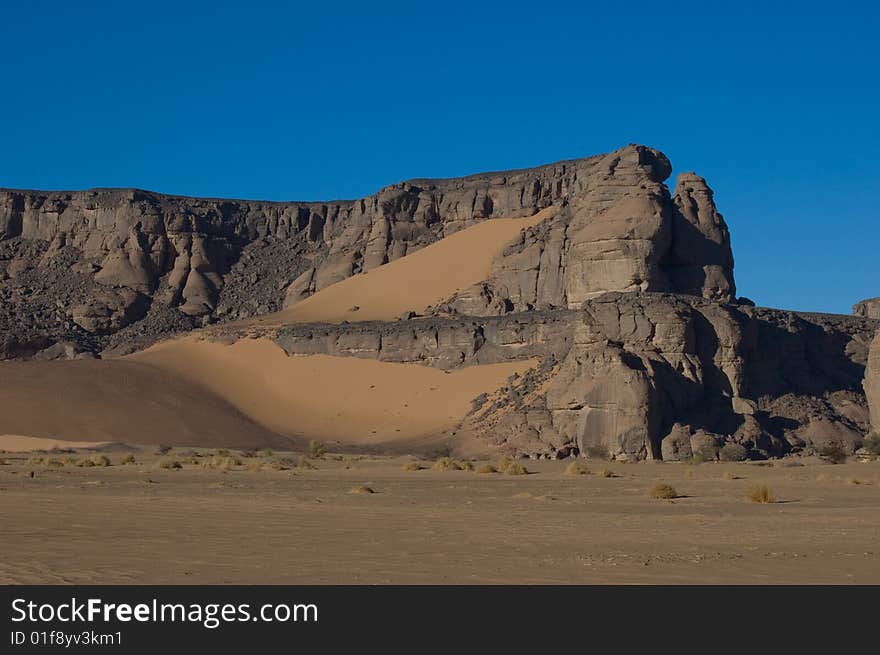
[[1, 144, 878, 460]]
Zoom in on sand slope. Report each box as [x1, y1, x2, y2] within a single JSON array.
[[130, 337, 536, 448], [262, 207, 555, 325], [0, 359, 289, 449]]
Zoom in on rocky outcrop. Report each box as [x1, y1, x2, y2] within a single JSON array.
[[442, 150, 736, 317], [0, 144, 735, 359], [866, 330, 880, 433], [235, 292, 876, 460], [854, 298, 880, 319]]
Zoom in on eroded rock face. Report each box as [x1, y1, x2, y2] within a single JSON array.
[[866, 330, 880, 433], [854, 298, 880, 319], [255, 293, 876, 460], [0, 144, 735, 359], [443, 151, 736, 316]]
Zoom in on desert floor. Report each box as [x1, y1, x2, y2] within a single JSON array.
[[1, 449, 879, 584]]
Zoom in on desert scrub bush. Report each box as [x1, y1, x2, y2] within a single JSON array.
[[308, 440, 326, 459], [459, 461, 474, 472], [864, 433, 880, 456], [719, 443, 748, 462], [819, 444, 848, 464], [649, 483, 678, 499], [120, 454, 137, 465], [403, 461, 424, 471], [214, 448, 231, 457], [746, 484, 775, 503], [475, 463, 497, 474], [155, 445, 172, 455], [44, 458, 65, 468], [505, 462, 529, 475], [496, 455, 514, 473], [432, 457, 464, 471], [208, 455, 241, 471], [565, 460, 591, 476], [155, 458, 183, 470], [297, 456, 316, 470], [350, 485, 375, 494], [597, 468, 616, 478]]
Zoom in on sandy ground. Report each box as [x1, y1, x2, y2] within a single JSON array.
[[129, 337, 535, 448], [1, 450, 879, 584], [255, 207, 556, 325]]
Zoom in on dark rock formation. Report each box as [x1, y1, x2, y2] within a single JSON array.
[[0, 144, 734, 359]]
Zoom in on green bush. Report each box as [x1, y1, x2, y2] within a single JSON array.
[[308, 440, 326, 459]]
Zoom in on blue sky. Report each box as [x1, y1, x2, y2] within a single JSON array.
[[2, 2, 877, 314]]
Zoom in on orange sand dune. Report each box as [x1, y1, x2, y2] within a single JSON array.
[[130, 337, 536, 447], [261, 207, 556, 325], [0, 358, 289, 449]]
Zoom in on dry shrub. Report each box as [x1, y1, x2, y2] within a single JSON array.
[[402, 461, 424, 471], [44, 458, 65, 468], [496, 456, 514, 473], [863, 433, 880, 456], [650, 483, 678, 499], [350, 485, 375, 494], [155, 445, 172, 455], [76, 455, 110, 467], [505, 462, 528, 475], [309, 440, 326, 459], [597, 468, 616, 478], [207, 455, 241, 471], [746, 484, 775, 503], [565, 461, 591, 476], [120, 454, 137, 465], [475, 463, 497, 474], [433, 457, 465, 471], [819, 444, 848, 465], [155, 458, 183, 470], [297, 456, 316, 470], [459, 461, 474, 472], [719, 443, 748, 462]]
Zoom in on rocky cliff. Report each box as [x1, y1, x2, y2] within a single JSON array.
[[239, 293, 875, 460], [2, 143, 874, 461], [0, 144, 734, 360], [866, 330, 880, 434], [854, 298, 880, 319]]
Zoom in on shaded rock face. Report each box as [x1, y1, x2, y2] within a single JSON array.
[[866, 331, 880, 433], [252, 292, 876, 460], [443, 153, 735, 316], [854, 298, 880, 319], [0, 144, 735, 358]]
